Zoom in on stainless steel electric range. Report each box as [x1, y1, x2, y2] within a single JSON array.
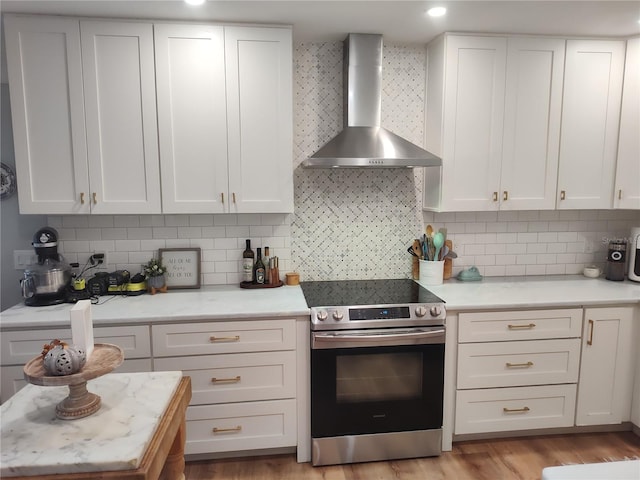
[[300, 278, 446, 466]]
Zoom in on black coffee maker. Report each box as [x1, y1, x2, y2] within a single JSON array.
[[605, 239, 627, 282], [21, 227, 72, 306]]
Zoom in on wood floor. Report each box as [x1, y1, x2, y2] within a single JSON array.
[[185, 431, 640, 480]]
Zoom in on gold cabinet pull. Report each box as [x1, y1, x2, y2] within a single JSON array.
[[492, 191, 498, 202], [232, 192, 236, 203], [92, 192, 97, 204], [80, 192, 85, 204], [503, 406, 530, 413], [560, 190, 566, 200], [503, 191, 508, 201], [211, 376, 241, 384], [507, 323, 536, 330], [221, 192, 224, 204], [209, 335, 240, 343], [506, 361, 534, 368], [618, 189, 622, 200], [212, 426, 242, 434], [587, 319, 594, 346]]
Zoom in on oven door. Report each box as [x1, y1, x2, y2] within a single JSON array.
[[311, 326, 445, 439]]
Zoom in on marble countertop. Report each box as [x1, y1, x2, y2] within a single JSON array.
[[0, 284, 310, 329], [421, 275, 640, 310], [1, 276, 638, 330], [0, 371, 182, 477]]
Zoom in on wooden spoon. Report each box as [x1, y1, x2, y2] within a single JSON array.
[[426, 224, 434, 238]]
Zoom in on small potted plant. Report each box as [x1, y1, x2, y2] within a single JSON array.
[[143, 258, 167, 290]]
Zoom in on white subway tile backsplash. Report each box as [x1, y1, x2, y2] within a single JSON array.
[[189, 215, 214, 227], [525, 264, 547, 275], [178, 227, 202, 239], [88, 216, 115, 228], [164, 215, 189, 227], [62, 216, 89, 228], [213, 238, 237, 250], [114, 216, 140, 228], [517, 233, 538, 243], [190, 238, 215, 250], [225, 226, 251, 238], [139, 215, 165, 227], [102, 228, 128, 240], [115, 240, 140, 252], [152, 227, 178, 239], [202, 226, 227, 238]]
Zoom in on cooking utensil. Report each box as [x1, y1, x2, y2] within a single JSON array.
[[412, 239, 423, 259], [426, 224, 434, 238], [408, 246, 417, 257], [433, 232, 444, 261]]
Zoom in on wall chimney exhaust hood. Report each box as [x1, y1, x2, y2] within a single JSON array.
[[303, 34, 441, 169]]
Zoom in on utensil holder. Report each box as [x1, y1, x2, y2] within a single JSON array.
[[419, 260, 444, 286]]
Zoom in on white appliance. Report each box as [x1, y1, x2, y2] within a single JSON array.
[[629, 227, 640, 283]]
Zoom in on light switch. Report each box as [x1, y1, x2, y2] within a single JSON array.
[[13, 250, 34, 269]]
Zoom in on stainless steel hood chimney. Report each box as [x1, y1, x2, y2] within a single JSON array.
[[303, 34, 441, 168]]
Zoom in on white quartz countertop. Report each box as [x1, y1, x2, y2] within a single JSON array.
[[0, 371, 182, 477], [421, 275, 640, 310], [1, 277, 638, 330]]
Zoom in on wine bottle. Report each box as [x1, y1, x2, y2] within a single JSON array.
[[263, 247, 271, 284], [242, 239, 254, 283], [253, 247, 266, 284]]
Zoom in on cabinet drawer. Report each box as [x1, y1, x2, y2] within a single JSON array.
[[0, 325, 151, 364], [458, 309, 582, 343], [154, 351, 296, 405], [0, 358, 151, 403], [185, 399, 297, 455], [152, 319, 296, 357], [455, 384, 577, 435], [458, 338, 581, 389]]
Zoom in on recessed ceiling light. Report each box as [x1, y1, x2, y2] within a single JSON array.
[[427, 7, 447, 17], [184, 0, 205, 5]]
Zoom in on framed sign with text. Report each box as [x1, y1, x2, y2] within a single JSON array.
[[158, 248, 201, 289]]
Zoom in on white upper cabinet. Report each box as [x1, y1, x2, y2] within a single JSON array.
[[425, 35, 506, 212], [155, 24, 293, 214], [80, 21, 161, 214], [557, 40, 625, 209], [499, 37, 565, 210], [4, 15, 90, 214], [5, 15, 161, 214], [224, 26, 293, 213], [154, 24, 228, 214], [614, 37, 640, 210], [424, 35, 564, 212]]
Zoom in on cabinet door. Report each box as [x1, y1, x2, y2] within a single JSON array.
[[576, 307, 635, 426], [154, 24, 229, 214], [500, 37, 564, 210], [4, 15, 90, 214], [225, 27, 294, 213], [80, 20, 161, 214], [440, 35, 506, 211], [557, 40, 625, 209], [614, 37, 640, 210]]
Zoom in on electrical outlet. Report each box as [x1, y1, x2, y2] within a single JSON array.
[[91, 251, 107, 267]]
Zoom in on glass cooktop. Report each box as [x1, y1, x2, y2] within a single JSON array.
[[300, 278, 444, 308]]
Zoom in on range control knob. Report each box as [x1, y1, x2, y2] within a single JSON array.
[[316, 310, 328, 321], [332, 311, 344, 321], [429, 306, 442, 317], [415, 306, 428, 317]]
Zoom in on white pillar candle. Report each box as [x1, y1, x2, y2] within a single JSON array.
[[70, 300, 94, 360]]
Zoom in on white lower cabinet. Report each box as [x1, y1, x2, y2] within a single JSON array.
[[0, 325, 151, 403], [151, 318, 298, 455], [455, 306, 639, 438], [456, 385, 577, 434], [455, 308, 582, 435], [576, 307, 636, 426]]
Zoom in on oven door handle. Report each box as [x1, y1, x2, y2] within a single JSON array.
[[312, 328, 445, 349]]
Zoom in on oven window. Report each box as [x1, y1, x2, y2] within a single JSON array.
[[336, 352, 422, 403]]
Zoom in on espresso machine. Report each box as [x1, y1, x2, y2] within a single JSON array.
[[629, 227, 640, 283], [605, 238, 627, 281], [21, 227, 72, 306]]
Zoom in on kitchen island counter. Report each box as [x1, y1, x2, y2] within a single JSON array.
[[423, 275, 640, 310], [0, 285, 310, 330]]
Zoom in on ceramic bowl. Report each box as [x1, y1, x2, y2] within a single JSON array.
[[583, 266, 601, 278]]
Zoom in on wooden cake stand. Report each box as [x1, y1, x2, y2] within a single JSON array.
[[23, 343, 124, 420]]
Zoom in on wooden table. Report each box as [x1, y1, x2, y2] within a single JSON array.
[[1, 372, 192, 480]]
